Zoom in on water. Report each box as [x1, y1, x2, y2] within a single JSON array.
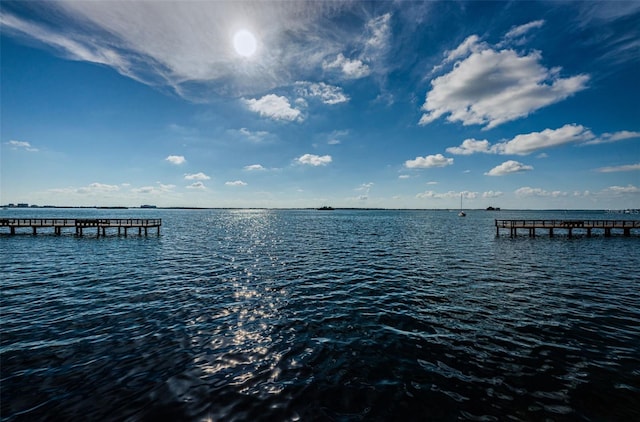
[[1, 209, 639, 421]]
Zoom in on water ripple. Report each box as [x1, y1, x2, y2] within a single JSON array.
[[1, 209, 639, 420]]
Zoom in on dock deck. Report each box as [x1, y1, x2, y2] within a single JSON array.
[[0, 218, 161, 237], [495, 219, 639, 238]]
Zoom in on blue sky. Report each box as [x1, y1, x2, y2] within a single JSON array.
[[1, 1, 638, 209]]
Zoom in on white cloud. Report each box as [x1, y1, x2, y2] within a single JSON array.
[[296, 154, 332, 166], [159, 183, 175, 191], [131, 183, 175, 194], [421, 39, 589, 128], [295, 97, 308, 108], [446, 138, 491, 155], [88, 183, 119, 192], [238, 127, 269, 143], [77, 182, 120, 194], [327, 129, 348, 145], [584, 130, 640, 145], [244, 164, 266, 171], [575, 2, 640, 25], [0, 12, 134, 82], [7, 140, 30, 148], [515, 187, 567, 197], [443, 35, 482, 63], [482, 191, 504, 198], [186, 181, 206, 190], [398, 175, 410, 179], [355, 182, 374, 200], [405, 154, 453, 169], [322, 13, 390, 80], [416, 191, 438, 199], [323, 53, 371, 79], [184, 172, 210, 180], [485, 160, 533, 176], [295, 81, 349, 105], [165, 155, 186, 165], [48, 182, 180, 203], [225, 180, 247, 187], [1, 2, 379, 99], [575, 3, 640, 65], [431, 35, 484, 75], [447, 124, 611, 156], [366, 13, 390, 48], [416, 190, 477, 200], [5, 140, 39, 152], [131, 182, 176, 195], [492, 124, 594, 155], [606, 184, 639, 194], [131, 186, 156, 194], [504, 20, 545, 39], [364, 13, 391, 57], [245, 94, 302, 122], [596, 163, 640, 173]]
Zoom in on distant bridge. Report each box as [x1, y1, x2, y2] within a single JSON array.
[[0, 218, 161, 237], [495, 219, 640, 238]]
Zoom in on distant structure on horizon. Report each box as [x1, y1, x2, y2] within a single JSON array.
[[2, 203, 38, 208]]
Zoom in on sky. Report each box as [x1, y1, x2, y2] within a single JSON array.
[[1, 1, 639, 209]]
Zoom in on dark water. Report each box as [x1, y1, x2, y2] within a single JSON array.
[[1, 209, 639, 421]]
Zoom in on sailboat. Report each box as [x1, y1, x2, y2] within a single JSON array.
[[458, 193, 466, 217]]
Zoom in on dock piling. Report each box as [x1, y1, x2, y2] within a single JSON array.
[[1, 218, 161, 237], [496, 219, 638, 238]]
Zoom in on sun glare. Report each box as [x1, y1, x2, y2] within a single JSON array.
[[233, 30, 257, 57]]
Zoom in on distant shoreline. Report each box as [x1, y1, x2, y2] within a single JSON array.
[[1, 205, 638, 213]]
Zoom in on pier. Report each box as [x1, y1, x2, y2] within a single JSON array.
[[495, 219, 639, 238], [0, 218, 161, 237]]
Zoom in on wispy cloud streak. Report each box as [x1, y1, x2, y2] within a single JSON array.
[[0, 2, 379, 100]]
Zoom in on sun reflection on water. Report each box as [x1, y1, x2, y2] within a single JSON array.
[[189, 210, 289, 400]]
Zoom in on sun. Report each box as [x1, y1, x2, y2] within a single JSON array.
[[233, 30, 257, 57]]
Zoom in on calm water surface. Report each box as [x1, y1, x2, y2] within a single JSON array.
[[1, 209, 639, 421]]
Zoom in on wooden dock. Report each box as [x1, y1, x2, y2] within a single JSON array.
[[0, 218, 161, 237], [495, 219, 639, 238]]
